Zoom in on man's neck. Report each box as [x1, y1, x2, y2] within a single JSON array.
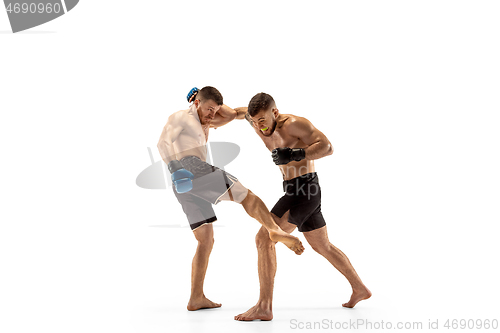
[[189, 104, 202, 124]]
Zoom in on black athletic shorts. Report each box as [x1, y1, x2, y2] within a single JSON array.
[[173, 156, 238, 230], [271, 172, 326, 232]]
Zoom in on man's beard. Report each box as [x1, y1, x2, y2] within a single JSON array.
[[201, 116, 213, 125], [261, 120, 277, 136], [197, 106, 212, 125]]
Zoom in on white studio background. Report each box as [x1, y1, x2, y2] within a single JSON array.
[[1, 1, 499, 333]]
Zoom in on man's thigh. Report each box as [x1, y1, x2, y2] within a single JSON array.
[[272, 211, 296, 233], [218, 180, 249, 203]]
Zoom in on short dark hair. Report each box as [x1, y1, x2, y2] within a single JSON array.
[[248, 92, 275, 117], [197, 86, 223, 105]]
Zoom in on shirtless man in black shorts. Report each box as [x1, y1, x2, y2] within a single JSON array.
[[233, 92, 372, 321], [157, 87, 304, 312]]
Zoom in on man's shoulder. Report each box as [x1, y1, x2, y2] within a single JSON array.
[[170, 108, 190, 117], [279, 114, 310, 130], [168, 108, 191, 123]]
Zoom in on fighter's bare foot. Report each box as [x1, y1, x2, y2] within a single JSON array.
[[342, 287, 372, 308], [269, 229, 305, 255], [187, 296, 222, 311], [234, 304, 273, 321]]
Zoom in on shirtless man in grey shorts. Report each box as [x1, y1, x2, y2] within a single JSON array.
[[157, 87, 304, 311]]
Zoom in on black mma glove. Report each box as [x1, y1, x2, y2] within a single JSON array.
[[271, 147, 306, 165]]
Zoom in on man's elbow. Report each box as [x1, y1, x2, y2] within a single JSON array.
[[326, 143, 334, 156]]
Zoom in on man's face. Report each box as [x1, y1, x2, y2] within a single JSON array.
[[196, 99, 220, 125], [250, 107, 278, 136]]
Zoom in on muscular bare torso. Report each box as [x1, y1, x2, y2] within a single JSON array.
[[254, 114, 315, 180], [173, 104, 210, 161]]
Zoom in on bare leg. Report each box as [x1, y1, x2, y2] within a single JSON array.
[[235, 212, 296, 321], [303, 226, 371, 308], [240, 190, 304, 255], [187, 223, 222, 311]]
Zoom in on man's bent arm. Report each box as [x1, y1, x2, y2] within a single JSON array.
[[157, 114, 183, 164], [287, 117, 333, 160]]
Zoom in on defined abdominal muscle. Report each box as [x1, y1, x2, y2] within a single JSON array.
[[280, 160, 315, 180], [173, 139, 207, 162]]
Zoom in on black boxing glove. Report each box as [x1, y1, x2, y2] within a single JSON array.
[[271, 147, 306, 165]]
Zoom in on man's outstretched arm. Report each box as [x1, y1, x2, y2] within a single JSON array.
[[210, 105, 247, 128], [235, 107, 248, 119]]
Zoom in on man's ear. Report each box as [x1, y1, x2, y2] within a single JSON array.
[[247, 115, 258, 129], [272, 108, 279, 117], [194, 99, 200, 108]]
